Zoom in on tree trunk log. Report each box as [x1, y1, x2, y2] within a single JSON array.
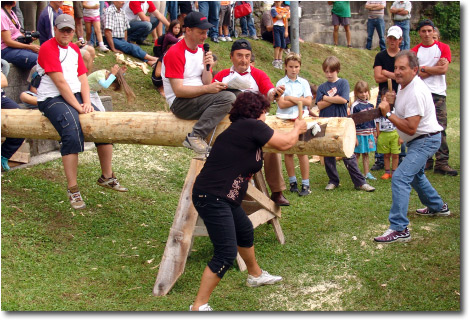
[[1, 109, 356, 157]]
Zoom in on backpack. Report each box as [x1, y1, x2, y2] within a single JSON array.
[[153, 34, 166, 59]]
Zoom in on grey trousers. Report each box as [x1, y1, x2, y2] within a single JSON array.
[[170, 91, 236, 139], [324, 154, 366, 187]]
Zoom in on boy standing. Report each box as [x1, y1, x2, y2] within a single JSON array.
[[316, 56, 375, 192], [271, 1, 289, 69]]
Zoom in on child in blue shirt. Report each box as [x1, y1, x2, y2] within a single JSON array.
[[316, 56, 375, 192], [351, 80, 377, 180], [275, 53, 313, 196]]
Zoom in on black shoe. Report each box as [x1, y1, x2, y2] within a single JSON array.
[[298, 185, 311, 196], [371, 163, 384, 171], [434, 165, 458, 176], [289, 181, 298, 193]]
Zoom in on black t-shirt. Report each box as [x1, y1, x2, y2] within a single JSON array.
[[194, 118, 274, 205], [373, 50, 399, 93]]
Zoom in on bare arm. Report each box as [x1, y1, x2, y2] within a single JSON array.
[[1, 72, 7, 88], [277, 95, 312, 109], [1, 30, 40, 52], [378, 100, 421, 135], [169, 78, 227, 98], [374, 65, 395, 83], [104, 29, 123, 53], [265, 118, 307, 150], [151, 9, 170, 27]]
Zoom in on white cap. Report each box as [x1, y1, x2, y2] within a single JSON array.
[[387, 26, 402, 39]]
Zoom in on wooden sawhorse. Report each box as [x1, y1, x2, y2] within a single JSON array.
[[153, 158, 284, 296]]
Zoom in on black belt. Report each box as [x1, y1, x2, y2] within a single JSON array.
[[411, 131, 440, 142]]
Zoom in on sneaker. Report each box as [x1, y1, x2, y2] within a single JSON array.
[[434, 165, 458, 176], [97, 174, 128, 192], [250, 35, 259, 40], [219, 36, 226, 42], [355, 183, 375, 192], [246, 270, 282, 288], [298, 185, 311, 196], [1, 156, 10, 171], [225, 36, 233, 42], [416, 202, 450, 217], [325, 183, 337, 191], [182, 134, 210, 154], [371, 162, 384, 171], [289, 181, 298, 193], [365, 172, 377, 180], [374, 228, 411, 243], [211, 37, 219, 43], [189, 303, 213, 311], [67, 185, 86, 210], [381, 173, 392, 180], [99, 44, 110, 52]]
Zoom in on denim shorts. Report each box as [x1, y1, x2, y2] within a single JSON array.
[[273, 25, 286, 49], [38, 93, 105, 156]]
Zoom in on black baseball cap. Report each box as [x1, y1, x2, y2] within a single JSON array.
[[184, 11, 213, 29], [417, 19, 435, 31], [231, 39, 252, 52]]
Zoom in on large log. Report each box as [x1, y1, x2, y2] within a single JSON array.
[[1, 109, 356, 157]]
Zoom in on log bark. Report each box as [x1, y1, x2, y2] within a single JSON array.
[[1, 109, 356, 157]]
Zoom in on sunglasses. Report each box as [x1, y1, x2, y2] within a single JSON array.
[[58, 28, 75, 34]]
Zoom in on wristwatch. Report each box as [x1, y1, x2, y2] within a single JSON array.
[[385, 112, 392, 119], [420, 67, 425, 73]]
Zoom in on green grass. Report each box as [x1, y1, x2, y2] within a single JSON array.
[[1, 38, 460, 311]]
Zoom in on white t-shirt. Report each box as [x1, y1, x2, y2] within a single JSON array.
[[412, 41, 451, 96], [394, 76, 443, 143], [83, 1, 100, 18], [161, 39, 205, 106]]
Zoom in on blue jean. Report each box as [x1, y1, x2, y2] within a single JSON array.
[[192, 189, 254, 279], [395, 19, 410, 50], [1, 94, 25, 159], [1, 47, 37, 70], [273, 25, 286, 49], [198, 1, 220, 38], [239, 1, 256, 36], [366, 17, 386, 51], [166, 1, 178, 21], [388, 133, 444, 231], [106, 37, 148, 61], [128, 16, 159, 43]]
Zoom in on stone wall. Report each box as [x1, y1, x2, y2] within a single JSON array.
[[252, 1, 430, 49]]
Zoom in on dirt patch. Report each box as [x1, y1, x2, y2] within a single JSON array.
[[262, 272, 362, 311]]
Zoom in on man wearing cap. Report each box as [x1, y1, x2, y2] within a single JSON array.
[[371, 25, 403, 171], [36, 14, 128, 210], [374, 50, 450, 243], [213, 39, 290, 206], [162, 11, 236, 155], [411, 19, 457, 176]]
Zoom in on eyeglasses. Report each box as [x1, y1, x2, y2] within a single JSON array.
[[58, 28, 75, 34]]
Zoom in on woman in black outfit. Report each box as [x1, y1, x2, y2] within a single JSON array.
[[190, 91, 307, 311]]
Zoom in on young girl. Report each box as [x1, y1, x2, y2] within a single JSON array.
[[87, 64, 136, 111], [83, 1, 109, 52], [275, 53, 313, 196], [351, 80, 377, 180]]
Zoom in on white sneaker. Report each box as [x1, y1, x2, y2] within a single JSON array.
[[99, 44, 110, 52], [225, 36, 233, 42], [67, 185, 86, 210], [189, 303, 213, 311], [219, 36, 226, 42], [246, 270, 282, 287]]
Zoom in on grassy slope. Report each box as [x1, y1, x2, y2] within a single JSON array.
[[0, 38, 460, 311]]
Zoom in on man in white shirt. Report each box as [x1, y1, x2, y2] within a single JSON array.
[[374, 50, 450, 244]]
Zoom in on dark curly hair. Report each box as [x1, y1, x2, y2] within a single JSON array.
[[229, 91, 271, 122]]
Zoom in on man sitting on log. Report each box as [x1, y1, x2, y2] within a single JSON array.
[[35, 14, 128, 210], [213, 39, 290, 206], [162, 11, 236, 155]]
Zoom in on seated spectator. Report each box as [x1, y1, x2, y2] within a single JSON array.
[[103, 1, 158, 66], [260, 3, 274, 43], [1, 1, 39, 70], [1, 72, 25, 171], [123, 1, 169, 45], [37, 1, 95, 74], [19, 66, 41, 108], [36, 14, 128, 209]]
